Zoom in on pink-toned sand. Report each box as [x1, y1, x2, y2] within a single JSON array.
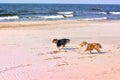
[[0, 20, 120, 80]]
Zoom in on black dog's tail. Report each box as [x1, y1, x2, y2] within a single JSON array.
[[67, 39, 70, 43], [64, 38, 70, 43]]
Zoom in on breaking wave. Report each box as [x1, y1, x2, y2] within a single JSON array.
[[98, 12, 120, 15], [80, 17, 107, 21], [57, 11, 74, 15], [109, 12, 120, 14], [97, 12, 107, 14], [25, 14, 74, 19], [0, 16, 19, 20], [40, 15, 64, 19]]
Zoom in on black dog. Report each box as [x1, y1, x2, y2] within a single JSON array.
[[52, 38, 70, 48]]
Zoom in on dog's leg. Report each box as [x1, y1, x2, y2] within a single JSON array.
[[57, 47, 61, 51], [96, 49, 101, 54], [80, 50, 86, 54], [79, 47, 87, 54], [63, 44, 65, 47], [89, 50, 92, 54], [98, 50, 101, 54]]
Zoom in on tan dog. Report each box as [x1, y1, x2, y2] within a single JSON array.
[[80, 41, 102, 54]]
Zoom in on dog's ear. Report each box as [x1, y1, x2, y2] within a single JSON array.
[[80, 41, 87, 47], [83, 41, 87, 44], [52, 39, 58, 43]]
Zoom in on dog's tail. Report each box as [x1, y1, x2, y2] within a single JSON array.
[[97, 43, 102, 48], [67, 39, 70, 43]]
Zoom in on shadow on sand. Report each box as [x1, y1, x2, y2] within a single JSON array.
[[47, 47, 78, 54], [89, 51, 107, 54], [61, 47, 79, 51]]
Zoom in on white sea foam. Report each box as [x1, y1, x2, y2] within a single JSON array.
[[97, 12, 107, 14], [40, 14, 74, 19], [109, 12, 120, 15], [41, 15, 64, 19], [57, 11, 74, 15], [81, 17, 107, 21], [0, 16, 19, 20], [63, 14, 74, 17], [27, 14, 74, 19]]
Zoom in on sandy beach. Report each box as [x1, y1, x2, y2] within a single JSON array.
[[0, 20, 120, 80]]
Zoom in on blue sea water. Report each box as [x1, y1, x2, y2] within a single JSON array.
[[0, 4, 120, 22]]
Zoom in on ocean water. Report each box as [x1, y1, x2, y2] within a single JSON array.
[[0, 4, 120, 22]]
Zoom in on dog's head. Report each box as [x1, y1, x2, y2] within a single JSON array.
[[80, 41, 87, 47], [52, 39, 58, 44]]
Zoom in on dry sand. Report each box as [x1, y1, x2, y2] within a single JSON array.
[[0, 20, 120, 80]]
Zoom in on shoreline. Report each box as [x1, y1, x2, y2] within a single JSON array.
[[0, 20, 120, 29]]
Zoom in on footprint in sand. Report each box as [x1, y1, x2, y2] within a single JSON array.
[[47, 50, 60, 54], [44, 56, 64, 60], [37, 53, 45, 56], [47, 50, 68, 54], [0, 64, 31, 73], [56, 61, 68, 67], [117, 44, 120, 49]]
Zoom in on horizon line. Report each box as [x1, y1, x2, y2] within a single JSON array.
[[0, 3, 120, 5]]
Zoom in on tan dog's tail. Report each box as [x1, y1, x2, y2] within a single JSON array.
[[97, 43, 102, 48]]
